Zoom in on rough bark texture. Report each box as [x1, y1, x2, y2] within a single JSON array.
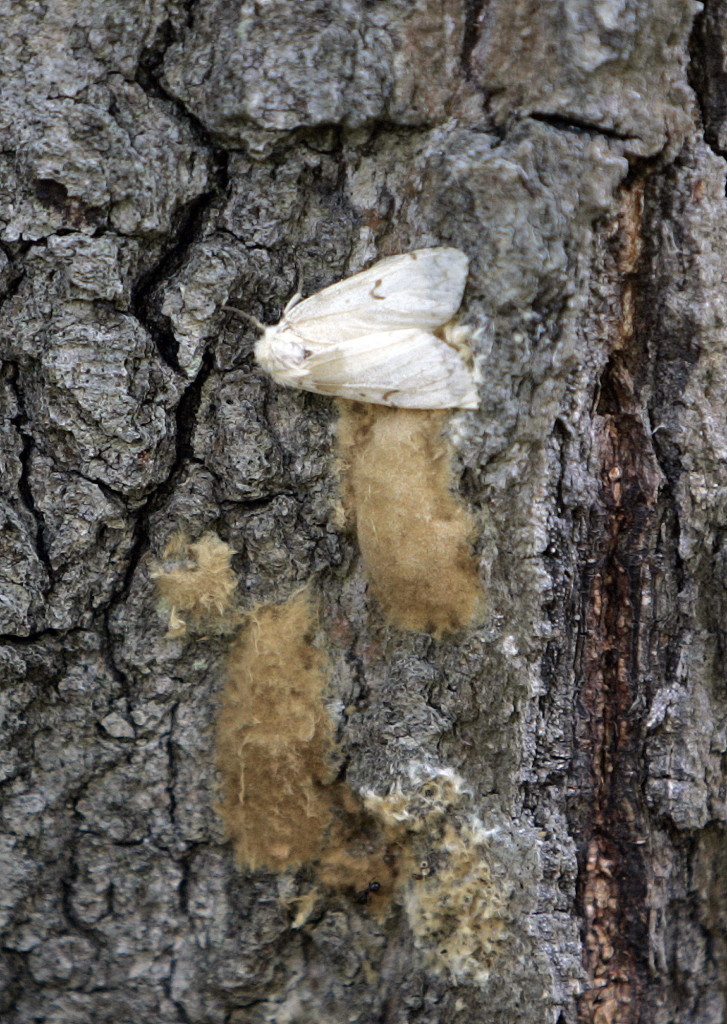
[[1, 1, 725, 1022]]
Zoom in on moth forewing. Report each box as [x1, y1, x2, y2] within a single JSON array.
[[283, 248, 469, 340], [253, 247, 480, 410]]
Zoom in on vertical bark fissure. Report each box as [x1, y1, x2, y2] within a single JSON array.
[[461, 0, 488, 78], [687, 0, 727, 161], [577, 182, 663, 1024], [110, 345, 215, 607], [7, 361, 51, 576]]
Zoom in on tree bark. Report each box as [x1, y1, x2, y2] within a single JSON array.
[[1, 1, 724, 1022]]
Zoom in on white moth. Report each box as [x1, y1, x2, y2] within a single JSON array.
[[253, 247, 479, 409]]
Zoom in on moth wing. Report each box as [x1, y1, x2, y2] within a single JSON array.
[[283, 248, 469, 342], [294, 328, 479, 409]]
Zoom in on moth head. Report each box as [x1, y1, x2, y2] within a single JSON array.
[[254, 326, 307, 385]]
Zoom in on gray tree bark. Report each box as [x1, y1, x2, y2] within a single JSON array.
[[1, 1, 725, 1022]]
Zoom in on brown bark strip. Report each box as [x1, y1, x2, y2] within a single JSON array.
[[577, 186, 664, 1024]]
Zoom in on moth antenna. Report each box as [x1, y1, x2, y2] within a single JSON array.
[[226, 303, 265, 331], [283, 291, 303, 315]]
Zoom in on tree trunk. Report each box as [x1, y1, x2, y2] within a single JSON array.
[[1, 1, 725, 1022]]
